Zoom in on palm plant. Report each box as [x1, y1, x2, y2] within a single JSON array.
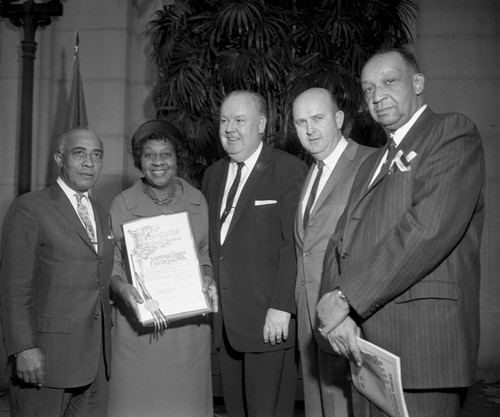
[[149, 0, 417, 181]]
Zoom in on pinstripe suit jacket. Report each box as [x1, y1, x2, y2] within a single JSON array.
[[320, 107, 485, 389]]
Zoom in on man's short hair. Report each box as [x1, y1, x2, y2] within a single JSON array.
[[369, 47, 420, 73], [222, 90, 268, 119], [56, 128, 96, 154]]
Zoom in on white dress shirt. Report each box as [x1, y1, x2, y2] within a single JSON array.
[[220, 141, 263, 244], [301, 136, 348, 219]]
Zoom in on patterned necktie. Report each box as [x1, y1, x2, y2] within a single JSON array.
[[303, 160, 324, 229], [75, 193, 96, 244], [221, 162, 245, 225]]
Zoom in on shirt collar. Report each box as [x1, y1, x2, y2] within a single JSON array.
[[56, 177, 90, 200], [392, 104, 427, 146], [321, 136, 348, 169], [232, 141, 263, 171]]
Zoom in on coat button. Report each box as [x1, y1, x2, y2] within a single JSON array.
[[301, 281, 305, 286], [341, 253, 349, 259]]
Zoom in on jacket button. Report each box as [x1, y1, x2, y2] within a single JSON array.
[[341, 253, 349, 259], [301, 281, 305, 286]]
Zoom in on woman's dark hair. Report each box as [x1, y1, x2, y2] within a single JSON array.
[[131, 119, 190, 178]]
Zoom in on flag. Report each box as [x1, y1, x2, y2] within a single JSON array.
[[66, 30, 88, 130]]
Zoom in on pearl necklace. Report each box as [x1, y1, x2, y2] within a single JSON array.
[[143, 183, 176, 205]]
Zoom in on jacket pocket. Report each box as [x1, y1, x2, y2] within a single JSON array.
[[394, 280, 458, 303], [36, 315, 72, 333]]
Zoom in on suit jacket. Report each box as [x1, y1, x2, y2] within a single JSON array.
[[0, 183, 114, 388], [320, 108, 485, 389], [202, 143, 308, 352], [295, 139, 374, 352]]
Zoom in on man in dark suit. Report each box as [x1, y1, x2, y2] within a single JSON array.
[[202, 90, 308, 417], [317, 48, 484, 417], [293, 88, 374, 417], [0, 128, 114, 416]]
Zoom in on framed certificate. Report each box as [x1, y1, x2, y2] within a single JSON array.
[[122, 211, 212, 327]]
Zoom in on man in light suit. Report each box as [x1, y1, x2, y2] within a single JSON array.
[[317, 48, 484, 417], [202, 90, 308, 417], [0, 128, 114, 416], [293, 88, 374, 417]]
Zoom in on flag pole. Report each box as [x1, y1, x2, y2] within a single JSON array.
[[66, 29, 89, 130]]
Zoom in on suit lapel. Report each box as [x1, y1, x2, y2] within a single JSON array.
[[91, 200, 107, 256], [310, 140, 357, 218], [50, 184, 98, 254], [365, 146, 389, 191], [351, 107, 435, 217]]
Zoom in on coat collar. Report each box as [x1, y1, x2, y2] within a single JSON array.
[[218, 142, 273, 244], [296, 139, 359, 235], [121, 178, 201, 218], [358, 106, 434, 202], [49, 183, 102, 254]]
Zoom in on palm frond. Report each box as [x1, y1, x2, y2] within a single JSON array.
[[149, 0, 418, 183]]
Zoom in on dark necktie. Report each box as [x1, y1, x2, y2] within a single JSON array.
[[75, 193, 96, 244], [221, 162, 244, 225], [384, 137, 398, 166], [371, 137, 398, 187], [303, 160, 324, 229]]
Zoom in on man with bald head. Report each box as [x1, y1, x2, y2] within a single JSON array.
[[293, 88, 374, 416], [0, 128, 114, 416], [203, 91, 308, 417], [318, 49, 484, 416]]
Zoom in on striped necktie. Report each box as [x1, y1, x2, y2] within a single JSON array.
[[303, 160, 324, 229]]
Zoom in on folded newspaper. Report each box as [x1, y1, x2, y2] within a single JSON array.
[[351, 337, 409, 417]]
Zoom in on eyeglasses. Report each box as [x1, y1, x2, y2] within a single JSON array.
[[59, 149, 103, 162]]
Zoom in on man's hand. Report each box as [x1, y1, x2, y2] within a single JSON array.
[[317, 289, 350, 335], [202, 275, 219, 313], [111, 275, 143, 320], [325, 316, 363, 366], [16, 347, 45, 387], [263, 308, 291, 345]]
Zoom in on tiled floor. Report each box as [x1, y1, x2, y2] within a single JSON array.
[[214, 370, 500, 416]]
